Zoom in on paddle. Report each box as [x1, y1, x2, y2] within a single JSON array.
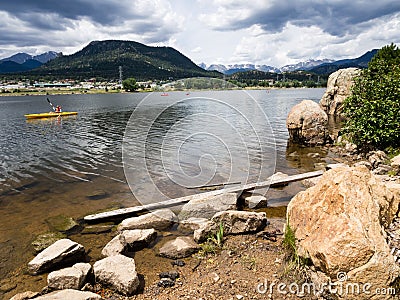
[[46, 98, 56, 112]]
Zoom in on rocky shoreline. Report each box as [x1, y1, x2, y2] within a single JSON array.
[[7, 153, 400, 300]]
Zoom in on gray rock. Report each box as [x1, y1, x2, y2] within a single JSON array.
[[213, 210, 267, 234], [159, 237, 200, 259], [94, 254, 139, 296], [47, 262, 92, 290], [194, 210, 267, 243], [101, 235, 125, 257], [372, 165, 393, 175], [33, 289, 101, 300], [177, 217, 209, 233], [102, 229, 157, 257], [28, 239, 85, 275], [118, 209, 178, 231], [178, 193, 237, 220], [286, 100, 328, 146], [193, 220, 216, 243], [368, 150, 388, 168]]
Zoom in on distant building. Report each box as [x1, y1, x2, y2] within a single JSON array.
[[34, 82, 72, 88]]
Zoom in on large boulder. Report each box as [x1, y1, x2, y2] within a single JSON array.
[[320, 67, 361, 116], [287, 166, 400, 299], [117, 209, 178, 231], [28, 239, 85, 275], [194, 210, 267, 242], [93, 254, 140, 296], [101, 229, 157, 257], [178, 193, 238, 220], [286, 100, 328, 146], [47, 262, 92, 290], [159, 237, 200, 259]]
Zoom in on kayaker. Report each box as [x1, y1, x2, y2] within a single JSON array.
[[55, 105, 62, 113]]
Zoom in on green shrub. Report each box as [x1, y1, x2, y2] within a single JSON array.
[[122, 77, 138, 92], [343, 44, 400, 151]]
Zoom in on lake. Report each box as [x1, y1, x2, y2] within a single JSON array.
[[0, 87, 333, 296]]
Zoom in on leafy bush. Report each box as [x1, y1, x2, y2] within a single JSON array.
[[342, 44, 400, 150], [122, 77, 138, 92]]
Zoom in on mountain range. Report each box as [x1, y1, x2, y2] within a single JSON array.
[[200, 50, 378, 75], [0, 51, 59, 73]]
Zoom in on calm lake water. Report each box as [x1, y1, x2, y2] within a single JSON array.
[[0, 87, 333, 296]]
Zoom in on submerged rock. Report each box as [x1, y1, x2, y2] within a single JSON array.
[[81, 224, 114, 235], [31, 232, 66, 254], [286, 100, 328, 146], [28, 239, 85, 275], [287, 166, 400, 299], [45, 215, 80, 233]]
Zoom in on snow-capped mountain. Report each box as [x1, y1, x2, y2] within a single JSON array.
[[201, 63, 280, 74], [33, 51, 60, 63], [199, 58, 335, 74], [280, 59, 335, 72]]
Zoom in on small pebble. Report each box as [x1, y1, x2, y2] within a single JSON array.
[[157, 277, 175, 288], [171, 259, 185, 267], [159, 270, 180, 280]]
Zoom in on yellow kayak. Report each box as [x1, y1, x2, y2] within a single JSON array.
[[24, 111, 78, 119]]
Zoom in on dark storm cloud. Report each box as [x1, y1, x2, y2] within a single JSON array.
[[0, 0, 181, 51], [213, 0, 400, 36], [0, 0, 135, 28]]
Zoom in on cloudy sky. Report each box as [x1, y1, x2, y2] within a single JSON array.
[[0, 0, 399, 68]]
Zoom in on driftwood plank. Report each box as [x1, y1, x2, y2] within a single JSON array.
[[83, 169, 324, 222]]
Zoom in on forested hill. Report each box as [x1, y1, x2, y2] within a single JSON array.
[[28, 40, 219, 81]]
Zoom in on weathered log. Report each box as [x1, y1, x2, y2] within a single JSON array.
[[84, 170, 324, 222]]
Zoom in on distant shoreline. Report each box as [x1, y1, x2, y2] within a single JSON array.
[[0, 86, 322, 97]]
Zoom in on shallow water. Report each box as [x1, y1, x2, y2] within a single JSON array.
[[0, 88, 334, 297]]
